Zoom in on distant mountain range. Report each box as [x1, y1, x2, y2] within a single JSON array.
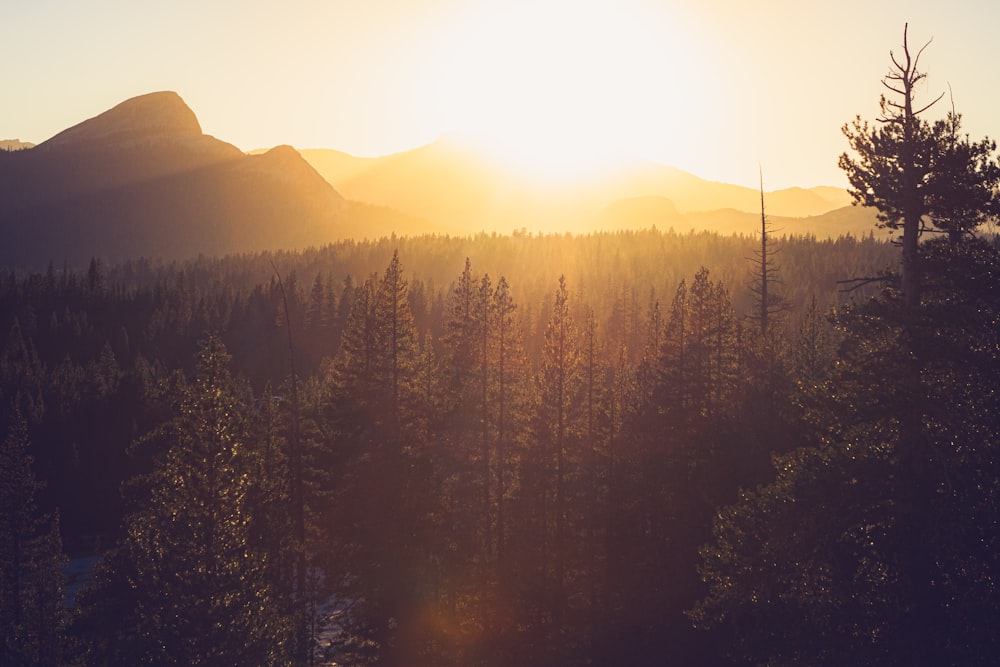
[[296, 140, 860, 235], [1, 91, 878, 267], [298, 141, 880, 238]]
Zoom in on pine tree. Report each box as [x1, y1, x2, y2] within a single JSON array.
[[659, 268, 737, 423], [438, 260, 492, 638], [442, 258, 479, 430], [125, 335, 293, 665], [440, 259, 492, 576], [533, 275, 580, 635], [476, 273, 494, 564], [373, 251, 421, 442], [0, 407, 68, 666], [836, 30, 1000, 665], [306, 272, 327, 332], [492, 275, 529, 578], [325, 252, 433, 666], [792, 295, 835, 386], [839, 23, 999, 309]]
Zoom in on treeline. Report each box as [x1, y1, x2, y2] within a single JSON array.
[[1, 227, 902, 665], [0, 230, 891, 552], [2, 226, 1000, 665]]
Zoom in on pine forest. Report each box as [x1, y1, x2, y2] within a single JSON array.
[[3, 26, 1000, 667]]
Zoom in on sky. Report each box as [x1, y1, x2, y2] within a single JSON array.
[[3, 0, 998, 190]]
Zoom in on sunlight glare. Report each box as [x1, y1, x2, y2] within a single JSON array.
[[420, 0, 694, 183]]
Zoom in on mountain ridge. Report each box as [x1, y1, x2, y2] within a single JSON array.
[[1, 91, 878, 268], [0, 92, 352, 267], [594, 195, 879, 237], [38, 91, 205, 151]]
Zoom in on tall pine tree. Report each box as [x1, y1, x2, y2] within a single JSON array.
[[125, 335, 294, 665], [0, 407, 67, 666]]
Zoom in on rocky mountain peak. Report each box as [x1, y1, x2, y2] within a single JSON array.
[[38, 91, 203, 150]]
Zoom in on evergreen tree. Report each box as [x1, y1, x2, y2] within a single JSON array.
[[333, 277, 379, 415], [325, 252, 434, 666], [839, 23, 999, 309], [306, 272, 327, 332], [792, 295, 835, 386], [694, 238, 1000, 665], [0, 407, 67, 666], [492, 275, 529, 578], [125, 335, 293, 665], [658, 267, 737, 423], [440, 259, 490, 580], [531, 275, 581, 646], [696, 25, 1000, 662]]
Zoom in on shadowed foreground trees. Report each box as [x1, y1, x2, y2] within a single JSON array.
[[693, 236, 1000, 667], [0, 225, 924, 663], [50, 229, 996, 666], [320, 250, 440, 665], [76, 336, 298, 665], [0, 408, 67, 665], [696, 24, 1000, 667], [128, 335, 295, 664]]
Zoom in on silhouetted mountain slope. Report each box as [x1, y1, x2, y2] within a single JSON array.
[[0, 92, 348, 267]]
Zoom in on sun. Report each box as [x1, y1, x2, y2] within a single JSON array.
[[418, 0, 692, 183]]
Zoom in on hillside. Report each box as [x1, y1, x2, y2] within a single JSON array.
[[0, 93, 350, 267]]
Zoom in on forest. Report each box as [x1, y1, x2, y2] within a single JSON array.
[[3, 29, 1000, 667]]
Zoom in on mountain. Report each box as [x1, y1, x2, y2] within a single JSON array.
[[594, 195, 883, 239], [298, 139, 510, 235], [0, 92, 351, 267], [2, 91, 873, 269], [299, 139, 858, 235]]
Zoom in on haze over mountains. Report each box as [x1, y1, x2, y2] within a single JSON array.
[[297, 140, 857, 235], [1, 91, 877, 267]]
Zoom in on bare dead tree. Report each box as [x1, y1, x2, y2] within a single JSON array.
[[747, 166, 788, 338]]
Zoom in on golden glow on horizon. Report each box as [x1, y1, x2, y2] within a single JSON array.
[[415, 0, 694, 182], [8, 1, 1000, 190]]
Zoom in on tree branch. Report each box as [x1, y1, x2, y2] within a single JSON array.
[[837, 276, 892, 292], [912, 35, 935, 72], [882, 81, 907, 96], [913, 92, 946, 116]]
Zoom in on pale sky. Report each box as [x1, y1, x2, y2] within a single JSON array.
[[3, 0, 997, 189]]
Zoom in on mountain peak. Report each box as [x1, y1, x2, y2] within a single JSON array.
[[0, 98, 349, 265], [239, 145, 347, 212], [241, 144, 327, 182], [39, 91, 202, 150]]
